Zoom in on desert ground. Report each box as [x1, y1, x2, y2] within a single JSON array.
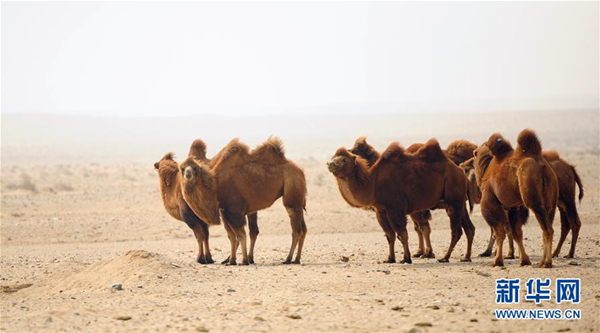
[[1, 110, 599, 332]]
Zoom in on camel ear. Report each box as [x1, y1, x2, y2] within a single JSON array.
[[154, 162, 159, 170]]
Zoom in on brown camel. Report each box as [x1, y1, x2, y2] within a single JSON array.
[[478, 129, 558, 268], [154, 149, 218, 264], [350, 137, 476, 259], [331, 139, 474, 264], [467, 149, 584, 259], [187, 139, 261, 264], [180, 137, 307, 265]]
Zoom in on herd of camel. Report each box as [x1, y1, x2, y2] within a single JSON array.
[[154, 129, 583, 269]]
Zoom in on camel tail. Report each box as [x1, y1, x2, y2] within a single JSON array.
[[466, 184, 474, 214], [516, 129, 542, 156], [572, 165, 584, 204]]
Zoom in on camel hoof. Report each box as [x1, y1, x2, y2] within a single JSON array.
[[538, 262, 553, 269], [492, 261, 504, 267], [400, 258, 412, 264], [413, 252, 424, 258], [241, 260, 250, 266], [564, 254, 574, 259], [422, 252, 435, 259], [221, 257, 230, 265], [282, 260, 292, 265], [504, 254, 515, 259], [292, 259, 301, 265], [248, 258, 255, 265], [552, 252, 560, 258], [460, 257, 472, 262], [205, 258, 215, 264], [437, 258, 449, 263], [520, 259, 532, 266], [479, 251, 492, 258], [226, 259, 237, 266], [383, 258, 396, 264]]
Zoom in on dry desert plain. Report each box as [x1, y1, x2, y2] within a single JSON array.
[[1, 110, 599, 332]]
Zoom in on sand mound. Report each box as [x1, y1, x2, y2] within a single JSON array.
[[44, 250, 170, 294]]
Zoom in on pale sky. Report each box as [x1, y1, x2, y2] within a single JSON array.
[[2, 1, 598, 116]]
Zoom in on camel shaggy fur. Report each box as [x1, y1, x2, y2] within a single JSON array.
[[331, 139, 474, 264], [350, 137, 476, 259], [154, 150, 217, 264], [180, 137, 307, 265], [468, 149, 584, 259], [478, 129, 559, 268], [187, 139, 261, 264]]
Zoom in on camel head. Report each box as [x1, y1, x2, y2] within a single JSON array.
[[154, 152, 179, 187], [327, 147, 359, 178], [460, 157, 482, 205], [179, 157, 220, 225]]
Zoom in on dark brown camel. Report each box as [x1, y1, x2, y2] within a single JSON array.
[[351, 137, 476, 259], [330, 139, 474, 264]]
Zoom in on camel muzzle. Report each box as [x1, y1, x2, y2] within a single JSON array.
[[184, 167, 193, 180]]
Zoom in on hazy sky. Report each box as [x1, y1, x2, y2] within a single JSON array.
[[2, 1, 598, 116]]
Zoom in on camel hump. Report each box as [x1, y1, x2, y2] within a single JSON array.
[[542, 150, 560, 162], [446, 140, 477, 161], [188, 139, 208, 160], [516, 129, 542, 156], [252, 136, 286, 162], [162, 152, 175, 161], [381, 142, 408, 161], [354, 136, 368, 147], [416, 139, 446, 162], [214, 138, 250, 167], [487, 133, 514, 157], [406, 143, 424, 154]]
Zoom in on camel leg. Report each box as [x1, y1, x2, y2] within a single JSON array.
[[283, 207, 305, 264], [376, 209, 396, 263], [420, 221, 435, 258], [504, 219, 516, 259], [566, 203, 581, 259], [221, 219, 238, 266], [438, 204, 463, 263], [508, 209, 531, 266], [411, 217, 425, 258], [552, 207, 569, 258], [460, 205, 475, 262], [233, 225, 249, 265], [191, 225, 207, 264], [479, 227, 495, 257], [386, 210, 411, 264], [533, 209, 554, 268], [481, 191, 508, 267], [247, 213, 259, 264], [199, 222, 214, 264], [293, 216, 308, 264]]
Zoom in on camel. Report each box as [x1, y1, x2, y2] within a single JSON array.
[[467, 149, 584, 259], [154, 148, 219, 264], [477, 129, 558, 268], [350, 137, 476, 259], [331, 139, 474, 264], [187, 139, 261, 264], [180, 137, 307, 265]]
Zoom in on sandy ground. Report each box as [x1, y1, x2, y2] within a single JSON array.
[[1, 111, 599, 332]]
